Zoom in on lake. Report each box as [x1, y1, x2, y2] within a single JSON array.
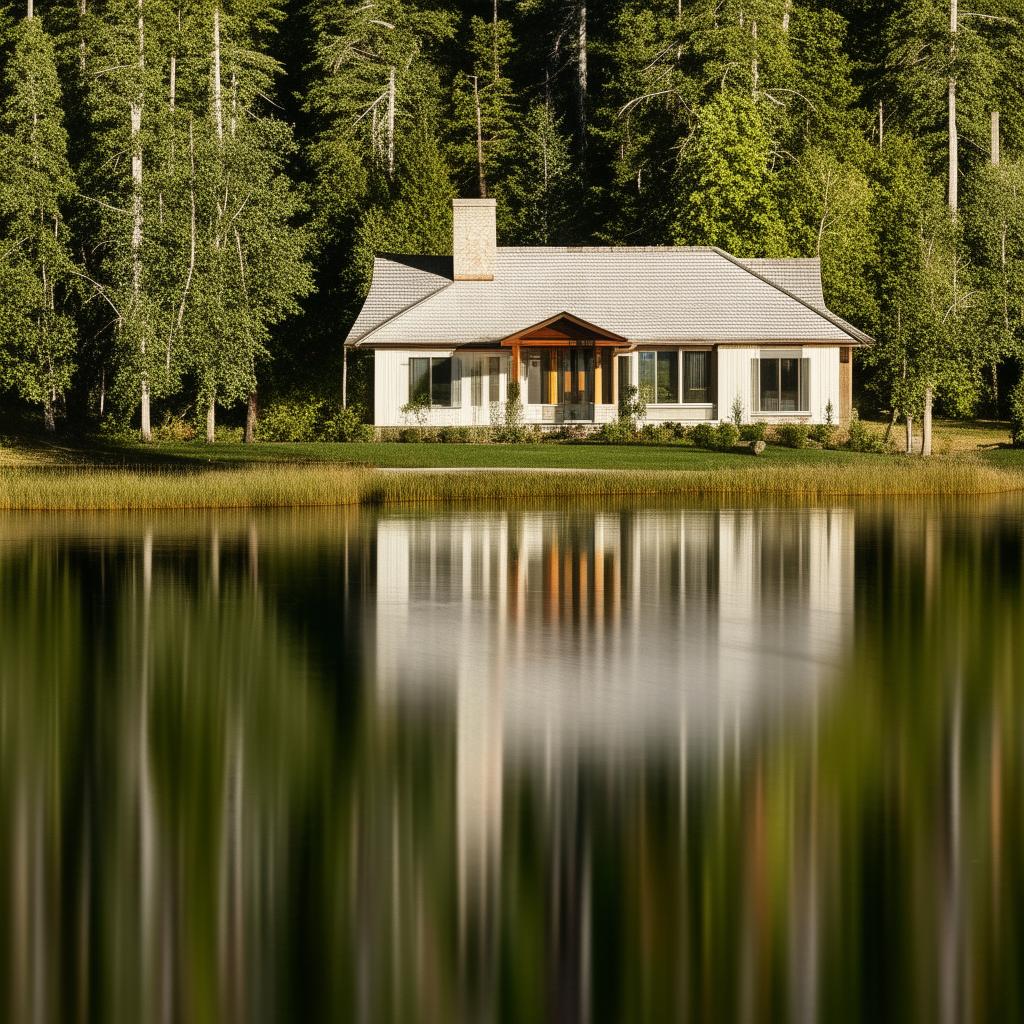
[[1, 499, 1022, 1022]]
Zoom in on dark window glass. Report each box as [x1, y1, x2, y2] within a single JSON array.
[[430, 357, 452, 407], [617, 355, 632, 392], [471, 359, 483, 406], [410, 358, 430, 403], [639, 351, 680, 403], [489, 357, 500, 402], [683, 351, 709, 403], [760, 359, 780, 412], [779, 358, 799, 411]]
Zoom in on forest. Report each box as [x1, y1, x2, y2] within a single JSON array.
[[1, 0, 1024, 442]]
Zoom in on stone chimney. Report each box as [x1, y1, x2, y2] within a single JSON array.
[[452, 198, 496, 281]]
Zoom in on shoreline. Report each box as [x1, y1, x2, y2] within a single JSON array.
[[2, 458, 1023, 511]]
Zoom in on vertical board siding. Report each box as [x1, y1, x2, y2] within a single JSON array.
[[717, 345, 840, 425], [374, 349, 509, 426]]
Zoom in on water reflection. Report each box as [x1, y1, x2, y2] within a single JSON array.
[[0, 501, 1022, 1022]]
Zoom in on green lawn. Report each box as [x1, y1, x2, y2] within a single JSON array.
[[2, 436, 890, 470]]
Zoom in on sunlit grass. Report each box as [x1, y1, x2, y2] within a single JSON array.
[[1, 456, 1022, 511]]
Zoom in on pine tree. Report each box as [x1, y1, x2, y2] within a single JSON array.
[[451, 12, 514, 199], [0, 8, 78, 431], [351, 101, 455, 289], [500, 102, 577, 244]]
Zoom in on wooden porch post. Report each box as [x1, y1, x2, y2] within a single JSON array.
[[511, 343, 520, 396], [593, 347, 603, 405], [547, 349, 558, 404], [611, 352, 619, 408]]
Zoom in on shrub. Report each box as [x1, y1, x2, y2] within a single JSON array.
[[640, 423, 673, 444], [215, 425, 244, 444], [400, 393, 430, 427], [617, 384, 646, 433], [437, 425, 472, 443], [1010, 378, 1024, 447], [846, 414, 885, 453], [153, 412, 195, 442], [776, 423, 809, 449], [689, 422, 716, 449], [547, 422, 590, 441], [594, 420, 635, 443], [714, 421, 740, 449], [730, 395, 744, 428], [809, 422, 835, 447], [323, 404, 373, 442], [256, 400, 323, 442], [740, 422, 767, 443], [257, 399, 372, 443]]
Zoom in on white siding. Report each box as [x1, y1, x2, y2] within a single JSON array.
[[374, 344, 843, 425], [716, 345, 841, 425], [373, 348, 509, 426]]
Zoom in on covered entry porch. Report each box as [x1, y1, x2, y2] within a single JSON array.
[[502, 313, 630, 425]]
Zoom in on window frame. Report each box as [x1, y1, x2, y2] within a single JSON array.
[[408, 355, 461, 409], [753, 354, 810, 414], [638, 350, 680, 405], [682, 350, 712, 405]]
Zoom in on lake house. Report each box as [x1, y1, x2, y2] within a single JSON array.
[[345, 198, 871, 428]]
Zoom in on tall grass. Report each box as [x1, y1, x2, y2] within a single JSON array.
[[1, 458, 1022, 511]]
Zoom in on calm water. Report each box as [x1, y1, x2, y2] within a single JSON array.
[[1, 500, 1023, 1022]]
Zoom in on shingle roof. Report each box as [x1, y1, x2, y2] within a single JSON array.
[[346, 247, 871, 347]]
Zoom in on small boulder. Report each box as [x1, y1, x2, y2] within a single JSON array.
[[751, 440, 766, 456]]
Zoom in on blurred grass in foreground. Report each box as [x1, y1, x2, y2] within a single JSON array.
[[1, 457, 1023, 510]]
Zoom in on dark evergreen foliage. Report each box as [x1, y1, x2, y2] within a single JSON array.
[[2, 0, 1024, 432]]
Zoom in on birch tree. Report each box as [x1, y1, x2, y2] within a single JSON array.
[[0, 9, 78, 431], [187, 0, 312, 441]]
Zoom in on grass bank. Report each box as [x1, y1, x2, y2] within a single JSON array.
[[2, 456, 1022, 511]]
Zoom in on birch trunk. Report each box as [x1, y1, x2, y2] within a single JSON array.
[[472, 75, 486, 198], [991, 110, 1000, 166], [751, 21, 759, 100], [576, 1, 587, 139], [905, 415, 914, 455], [922, 387, 933, 456], [387, 67, 395, 175], [212, 6, 224, 143], [133, 0, 149, 440], [207, 6, 224, 443], [948, 0, 958, 214], [244, 390, 257, 443]]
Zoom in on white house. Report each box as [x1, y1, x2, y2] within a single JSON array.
[[345, 198, 870, 427]]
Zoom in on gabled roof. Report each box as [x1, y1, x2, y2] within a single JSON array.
[[499, 312, 629, 346], [346, 247, 872, 347]]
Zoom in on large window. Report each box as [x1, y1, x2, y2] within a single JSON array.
[[471, 358, 483, 406], [409, 356, 461, 408], [638, 350, 679, 404], [755, 355, 809, 413], [683, 351, 710, 403], [488, 356, 500, 402]]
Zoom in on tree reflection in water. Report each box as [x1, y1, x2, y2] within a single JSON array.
[[0, 501, 1021, 1022]]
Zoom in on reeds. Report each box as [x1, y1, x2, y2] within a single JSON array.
[[1, 457, 1021, 511]]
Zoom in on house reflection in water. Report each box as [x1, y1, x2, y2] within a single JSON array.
[[372, 507, 854, 945]]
